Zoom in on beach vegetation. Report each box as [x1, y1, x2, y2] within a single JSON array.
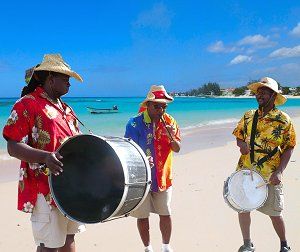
[[181, 79, 300, 97], [232, 86, 248, 96], [281, 87, 290, 95], [184, 82, 221, 96]]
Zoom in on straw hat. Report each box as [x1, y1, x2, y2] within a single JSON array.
[[25, 65, 37, 85], [247, 77, 287, 105], [34, 54, 83, 82], [141, 85, 174, 107]]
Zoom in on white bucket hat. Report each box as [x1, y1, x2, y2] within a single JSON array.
[[247, 77, 287, 105], [141, 85, 174, 107], [34, 54, 83, 82]]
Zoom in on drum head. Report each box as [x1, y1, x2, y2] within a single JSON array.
[[228, 170, 267, 211], [49, 135, 125, 223]]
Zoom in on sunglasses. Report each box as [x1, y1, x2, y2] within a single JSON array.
[[153, 104, 168, 110]]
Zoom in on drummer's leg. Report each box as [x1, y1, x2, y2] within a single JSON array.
[[238, 212, 251, 240], [58, 234, 75, 252], [36, 236, 75, 252], [137, 218, 151, 246], [269, 216, 286, 241], [159, 215, 172, 244]]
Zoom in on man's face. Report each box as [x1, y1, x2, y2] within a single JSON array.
[[147, 101, 168, 118], [50, 73, 71, 97], [255, 86, 276, 107]]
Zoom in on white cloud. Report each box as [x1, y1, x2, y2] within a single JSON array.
[[269, 45, 300, 58], [208, 34, 275, 55], [208, 41, 225, 52], [207, 41, 236, 53], [238, 34, 275, 48], [230, 55, 252, 65], [290, 23, 300, 37], [133, 3, 173, 29]]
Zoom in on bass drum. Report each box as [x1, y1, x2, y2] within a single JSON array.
[[49, 134, 151, 223]]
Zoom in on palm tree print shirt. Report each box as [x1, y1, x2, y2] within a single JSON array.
[[233, 108, 296, 180]]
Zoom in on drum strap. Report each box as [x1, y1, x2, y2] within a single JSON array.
[[250, 110, 259, 164], [250, 109, 279, 166]]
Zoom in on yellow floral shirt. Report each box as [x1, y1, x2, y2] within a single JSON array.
[[233, 108, 296, 179]]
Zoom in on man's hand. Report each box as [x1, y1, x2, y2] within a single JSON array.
[[236, 139, 250, 155], [147, 156, 154, 168], [45, 152, 64, 176], [165, 125, 176, 141], [269, 170, 282, 185]]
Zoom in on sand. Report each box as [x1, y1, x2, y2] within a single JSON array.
[[0, 117, 299, 251]]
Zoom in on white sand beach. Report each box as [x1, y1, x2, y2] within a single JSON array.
[[0, 118, 299, 251]]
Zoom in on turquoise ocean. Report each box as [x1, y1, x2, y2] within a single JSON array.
[[1, 96, 300, 151]]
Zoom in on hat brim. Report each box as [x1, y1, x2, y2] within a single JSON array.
[[247, 82, 287, 106], [140, 96, 174, 107], [34, 66, 83, 82]]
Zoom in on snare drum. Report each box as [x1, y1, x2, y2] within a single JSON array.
[[223, 169, 268, 212], [49, 134, 151, 223]]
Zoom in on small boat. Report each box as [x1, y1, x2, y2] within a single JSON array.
[[87, 105, 118, 114]]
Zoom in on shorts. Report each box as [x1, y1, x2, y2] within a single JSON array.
[[257, 184, 284, 217], [130, 187, 172, 218], [30, 194, 86, 248]]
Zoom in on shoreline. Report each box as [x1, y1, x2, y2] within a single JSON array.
[[175, 95, 300, 99]]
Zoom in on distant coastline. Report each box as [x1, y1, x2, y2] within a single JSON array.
[[174, 94, 300, 99]]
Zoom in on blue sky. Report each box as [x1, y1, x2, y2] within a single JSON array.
[[1, 0, 300, 97]]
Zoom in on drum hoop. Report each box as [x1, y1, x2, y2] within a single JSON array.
[[225, 168, 269, 212], [228, 169, 266, 183]]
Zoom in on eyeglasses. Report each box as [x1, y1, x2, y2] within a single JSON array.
[[153, 104, 167, 110]]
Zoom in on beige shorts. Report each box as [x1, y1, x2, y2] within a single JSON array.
[[130, 187, 172, 218], [257, 184, 284, 216], [30, 194, 86, 248]]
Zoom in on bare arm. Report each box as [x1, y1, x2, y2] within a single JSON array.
[[236, 138, 250, 155], [269, 147, 294, 185], [7, 140, 63, 175], [164, 125, 181, 153]]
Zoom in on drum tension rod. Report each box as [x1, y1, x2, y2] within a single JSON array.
[[125, 181, 152, 185]]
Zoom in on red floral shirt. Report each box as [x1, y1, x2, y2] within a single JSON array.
[[3, 87, 80, 213]]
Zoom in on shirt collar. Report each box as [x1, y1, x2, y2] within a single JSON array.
[[34, 87, 72, 115], [143, 109, 152, 124], [258, 107, 277, 117]]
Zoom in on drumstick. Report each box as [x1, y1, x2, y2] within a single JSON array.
[[160, 116, 175, 142], [256, 182, 269, 189]]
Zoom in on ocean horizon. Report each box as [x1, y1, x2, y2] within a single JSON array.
[[1, 96, 300, 152]]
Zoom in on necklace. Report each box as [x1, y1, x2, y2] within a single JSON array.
[[56, 99, 65, 112]]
